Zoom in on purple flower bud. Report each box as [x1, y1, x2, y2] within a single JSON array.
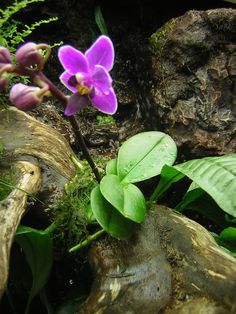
[[9, 83, 42, 111], [0, 76, 9, 90], [0, 47, 12, 69], [15, 42, 43, 68]]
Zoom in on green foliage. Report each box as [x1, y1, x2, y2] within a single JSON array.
[[94, 5, 109, 36], [117, 131, 177, 184], [152, 154, 236, 217], [96, 114, 115, 125], [90, 131, 177, 240], [100, 174, 146, 223], [0, 0, 59, 110], [212, 227, 236, 257], [91, 186, 134, 239], [151, 153, 236, 256], [15, 225, 53, 314], [0, 0, 58, 52], [174, 154, 236, 217]]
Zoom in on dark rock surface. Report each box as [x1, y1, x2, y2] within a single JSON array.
[[150, 9, 236, 159]]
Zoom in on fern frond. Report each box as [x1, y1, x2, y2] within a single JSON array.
[[0, 0, 44, 28]]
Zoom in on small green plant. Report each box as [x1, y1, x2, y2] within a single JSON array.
[[0, 0, 59, 109], [96, 114, 115, 125], [94, 5, 109, 36], [0, 0, 58, 52]]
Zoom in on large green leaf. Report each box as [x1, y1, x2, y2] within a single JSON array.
[[100, 174, 146, 222], [15, 225, 53, 314], [175, 188, 229, 228], [90, 185, 134, 239], [117, 131, 177, 183], [174, 154, 236, 217]]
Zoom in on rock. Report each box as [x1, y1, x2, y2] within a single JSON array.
[[149, 9, 236, 159], [80, 205, 236, 313]]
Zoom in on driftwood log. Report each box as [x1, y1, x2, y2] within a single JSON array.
[[0, 107, 76, 298], [80, 205, 236, 314]]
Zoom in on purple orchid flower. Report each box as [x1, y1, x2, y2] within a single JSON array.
[[58, 35, 117, 116]]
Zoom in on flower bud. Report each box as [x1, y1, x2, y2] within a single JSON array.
[[9, 83, 42, 111], [0, 47, 12, 69], [15, 42, 43, 68], [0, 76, 9, 90]]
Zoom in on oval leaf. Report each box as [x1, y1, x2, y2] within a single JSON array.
[[106, 158, 117, 175], [117, 131, 177, 183], [174, 154, 236, 218], [100, 174, 124, 212], [91, 185, 134, 239], [100, 174, 146, 222], [123, 183, 146, 223]]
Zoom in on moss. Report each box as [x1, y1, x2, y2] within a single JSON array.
[[149, 20, 174, 57], [96, 114, 116, 125], [0, 168, 16, 201], [50, 157, 108, 253], [0, 141, 16, 201]]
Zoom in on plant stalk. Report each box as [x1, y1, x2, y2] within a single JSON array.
[[37, 72, 101, 182], [69, 229, 106, 252]]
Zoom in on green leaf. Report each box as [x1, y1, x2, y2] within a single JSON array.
[[91, 186, 134, 239], [175, 188, 205, 212], [100, 174, 124, 212], [94, 5, 109, 35], [174, 154, 236, 217], [220, 227, 236, 245], [123, 183, 146, 222], [175, 188, 229, 228], [15, 225, 53, 314], [150, 164, 185, 201], [106, 158, 117, 175], [117, 131, 177, 183], [213, 227, 236, 256], [100, 174, 146, 222]]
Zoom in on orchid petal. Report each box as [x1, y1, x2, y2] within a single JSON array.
[[58, 45, 89, 74], [59, 71, 77, 93], [85, 35, 114, 71], [90, 87, 117, 114], [64, 93, 89, 116], [93, 65, 112, 94]]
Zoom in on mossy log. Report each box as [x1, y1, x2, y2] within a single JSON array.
[[0, 107, 76, 298], [80, 206, 236, 314]]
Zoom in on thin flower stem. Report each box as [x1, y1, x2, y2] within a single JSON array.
[[36, 72, 101, 182], [69, 229, 106, 252]]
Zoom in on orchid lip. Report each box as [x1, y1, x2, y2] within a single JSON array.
[[75, 72, 84, 82]]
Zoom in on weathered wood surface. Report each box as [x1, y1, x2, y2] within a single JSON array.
[[0, 161, 41, 298], [0, 107, 76, 298], [80, 206, 236, 314]]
